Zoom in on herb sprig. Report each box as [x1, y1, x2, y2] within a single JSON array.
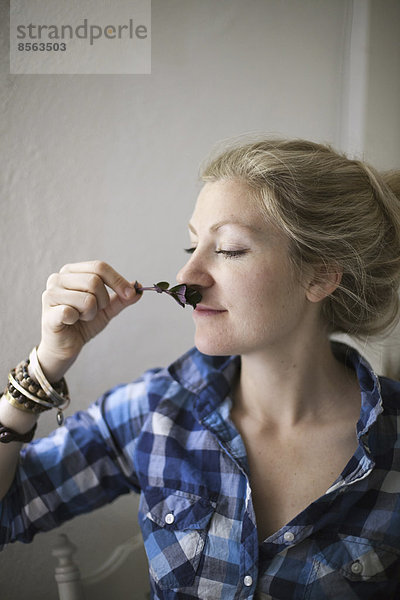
[[134, 281, 202, 309]]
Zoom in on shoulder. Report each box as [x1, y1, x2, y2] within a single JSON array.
[[96, 348, 235, 434]]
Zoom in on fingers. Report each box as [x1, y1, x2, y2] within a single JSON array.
[[44, 289, 101, 322], [59, 261, 136, 301], [45, 304, 81, 330], [55, 273, 111, 310], [45, 273, 111, 321], [43, 261, 141, 324]]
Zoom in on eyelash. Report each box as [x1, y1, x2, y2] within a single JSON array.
[[216, 250, 247, 258], [184, 248, 247, 259]]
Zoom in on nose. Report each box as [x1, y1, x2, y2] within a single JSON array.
[[176, 250, 214, 289]]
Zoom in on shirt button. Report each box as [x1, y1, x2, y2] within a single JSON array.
[[164, 513, 175, 525], [351, 560, 363, 574], [283, 531, 295, 543], [243, 575, 253, 587]]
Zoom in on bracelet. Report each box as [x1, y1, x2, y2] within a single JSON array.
[[29, 348, 70, 408], [14, 360, 43, 396], [0, 421, 37, 444], [3, 348, 71, 425], [29, 348, 70, 425], [4, 389, 48, 415], [5, 378, 50, 415], [8, 372, 55, 410], [6, 357, 66, 411]]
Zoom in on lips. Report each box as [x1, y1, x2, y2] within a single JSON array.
[[194, 304, 227, 316]]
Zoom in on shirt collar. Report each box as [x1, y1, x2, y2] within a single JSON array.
[[168, 341, 384, 437], [330, 341, 383, 438], [168, 347, 238, 421]]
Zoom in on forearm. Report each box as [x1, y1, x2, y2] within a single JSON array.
[[0, 348, 71, 500], [0, 395, 37, 499], [0, 387, 139, 550]]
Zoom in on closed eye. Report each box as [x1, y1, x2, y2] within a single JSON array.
[[184, 248, 249, 258], [215, 250, 248, 258]]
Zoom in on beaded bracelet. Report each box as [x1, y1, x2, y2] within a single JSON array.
[[4, 388, 48, 415], [0, 421, 37, 444], [8, 371, 54, 411], [3, 348, 70, 426]]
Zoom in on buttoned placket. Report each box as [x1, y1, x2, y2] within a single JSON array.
[[199, 396, 260, 598]]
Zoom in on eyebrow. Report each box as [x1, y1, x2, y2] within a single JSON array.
[[188, 219, 262, 234]]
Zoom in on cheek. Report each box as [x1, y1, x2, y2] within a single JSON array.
[[238, 265, 283, 302], [236, 264, 302, 317]]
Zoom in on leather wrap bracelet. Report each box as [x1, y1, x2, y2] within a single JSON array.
[[0, 421, 37, 444]]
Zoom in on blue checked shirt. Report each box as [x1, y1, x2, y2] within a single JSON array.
[[1, 342, 400, 599]]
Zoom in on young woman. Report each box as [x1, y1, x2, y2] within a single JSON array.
[[1, 139, 400, 599]]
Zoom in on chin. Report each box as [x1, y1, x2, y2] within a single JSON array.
[[194, 333, 238, 357]]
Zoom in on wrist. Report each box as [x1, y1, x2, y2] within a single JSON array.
[[35, 344, 76, 383], [2, 348, 71, 430], [0, 394, 38, 434]]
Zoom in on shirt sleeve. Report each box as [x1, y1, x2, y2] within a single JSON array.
[[0, 368, 159, 550]]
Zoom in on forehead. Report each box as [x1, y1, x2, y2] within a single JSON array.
[[191, 179, 265, 231]]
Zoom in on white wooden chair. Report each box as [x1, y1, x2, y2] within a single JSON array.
[[52, 532, 150, 600]]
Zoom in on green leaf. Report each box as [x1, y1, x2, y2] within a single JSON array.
[[155, 281, 170, 290], [185, 288, 202, 308]]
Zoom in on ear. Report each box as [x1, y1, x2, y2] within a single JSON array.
[[305, 264, 342, 303]]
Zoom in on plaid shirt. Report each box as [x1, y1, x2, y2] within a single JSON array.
[[1, 343, 400, 599]]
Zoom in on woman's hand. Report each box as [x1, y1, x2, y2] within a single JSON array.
[[37, 261, 142, 382]]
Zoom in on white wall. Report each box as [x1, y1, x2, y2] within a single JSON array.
[[365, 0, 400, 378], [336, 0, 400, 374], [365, 0, 400, 169], [0, 1, 399, 597]]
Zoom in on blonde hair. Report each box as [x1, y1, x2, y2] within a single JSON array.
[[201, 138, 400, 338]]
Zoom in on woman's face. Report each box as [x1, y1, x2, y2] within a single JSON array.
[[176, 179, 316, 357]]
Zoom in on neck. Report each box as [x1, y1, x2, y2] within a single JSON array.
[[235, 334, 358, 432]]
